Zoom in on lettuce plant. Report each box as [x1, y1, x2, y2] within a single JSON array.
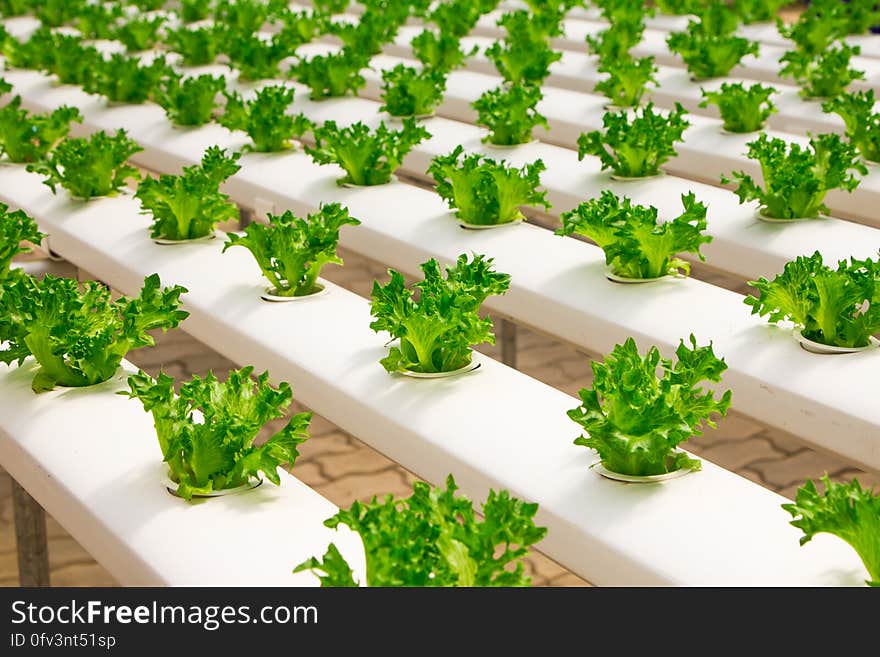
[[428, 146, 550, 226], [667, 26, 759, 79], [113, 14, 166, 52], [472, 84, 549, 146], [223, 204, 360, 297], [276, 8, 324, 48], [595, 55, 657, 108], [0, 99, 81, 163], [164, 25, 224, 67], [586, 20, 645, 61], [326, 11, 403, 57], [745, 252, 880, 349], [370, 254, 510, 374], [497, 8, 564, 44], [215, 0, 288, 33], [33, 0, 84, 27], [220, 86, 312, 152], [313, 0, 350, 12], [85, 54, 169, 104], [126, 367, 311, 501], [155, 73, 226, 127], [181, 0, 212, 22], [700, 82, 777, 133], [778, 4, 849, 57], [2, 27, 54, 71], [733, 0, 792, 24], [823, 90, 880, 163], [0, 273, 187, 393], [578, 104, 689, 178], [0, 203, 44, 280], [295, 475, 547, 587], [306, 119, 429, 186], [783, 476, 879, 587], [289, 50, 369, 100], [27, 130, 142, 200], [380, 64, 446, 118], [225, 31, 296, 81], [46, 36, 101, 87], [721, 133, 866, 219], [485, 38, 560, 87], [75, 3, 123, 40], [780, 44, 865, 100], [806, 0, 880, 35], [522, 0, 583, 9], [126, 0, 166, 9], [558, 191, 710, 280], [410, 30, 477, 73], [428, 0, 485, 38], [485, 9, 562, 86], [135, 147, 241, 241], [654, 0, 701, 15], [0, 0, 33, 16], [595, 0, 652, 23], [567, 336, 732, 477]]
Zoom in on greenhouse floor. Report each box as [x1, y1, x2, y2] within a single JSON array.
[[2, 246, 877, 588]]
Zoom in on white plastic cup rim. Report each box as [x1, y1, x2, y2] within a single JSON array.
[[605, 267, 683, 284], [756, 210, 826, 223], [260, 282, 329, 302], [483, 139, 538, 150], [398, 359, 481, 379], [165, 475, 263, 498], [591, 457, 697, 483], [341, 174, 398, 189], [458, 218, 523, 230], [610, 171, 665, 182], [153, 229, 222, 245], [795, 330, 879, 354]]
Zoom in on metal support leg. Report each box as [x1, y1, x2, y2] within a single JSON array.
[[11, 479, 50, 587], [499, 318, 518, 369], [238, 203, 256, 229]]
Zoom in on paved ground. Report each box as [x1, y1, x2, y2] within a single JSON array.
[[2, 243, 877, 588]]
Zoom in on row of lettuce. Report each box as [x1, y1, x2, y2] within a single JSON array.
[[3, 23, 878, 216], [0, 1, 877, 585], [2, 176, 877, 587], [3, 0, 879, 148], [0, 133, 878, 589], [591, 0, 873, 113], [6, 77, 880, 353]]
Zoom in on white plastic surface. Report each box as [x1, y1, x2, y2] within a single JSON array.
[[0, 361, 366, 586], [0, 164, 867, 586]]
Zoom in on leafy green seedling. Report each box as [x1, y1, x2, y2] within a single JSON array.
[[567, 335, 732, 476], [369, 253, 511, 374]]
